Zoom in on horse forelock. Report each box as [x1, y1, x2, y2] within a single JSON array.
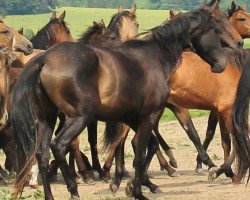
[[107, 11, 136, 37], [78, 23, 104, 44]]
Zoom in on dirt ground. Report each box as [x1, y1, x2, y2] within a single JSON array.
[[1, 117, 250, 200]]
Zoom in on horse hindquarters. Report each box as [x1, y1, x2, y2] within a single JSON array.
[[11, 55, 58, 199]]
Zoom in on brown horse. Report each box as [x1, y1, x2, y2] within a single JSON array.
[[195, 1, 250, 174], [11, 1, 228, 199], [100, 1, 244, 192], [31, 11, 74, 49], [0, 11, 74, 184], [228, 1, 250, 38], [0, 15, 33, 55], [47, 4, 140, 184], [0, 40, 18, 183]]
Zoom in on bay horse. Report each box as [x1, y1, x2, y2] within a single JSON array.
[[0, 40, 18, 183], [47, 4, 140, 184], [100, 1, 245, 192], [195, 1, 250, 174], [11, 1, 228, 199], [0, 15, 33, 55], [31, 11, 74, 49], [0, 10, 74, 185]]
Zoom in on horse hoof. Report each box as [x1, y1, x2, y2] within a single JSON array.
[[153, 187, 163, 194], [169, 160, 178, 168], [125, 180, 133, 198], [208, 170, 217, 181], [195, 168, 208, 175], [123, 170, 131, 178], [29, 184, 38, 189], [110, 183, 119, 194], [83, 178, 94, 185], [0, 169, 9, 179], [70, 195, 80, 200], [169, 172, 180, 177]]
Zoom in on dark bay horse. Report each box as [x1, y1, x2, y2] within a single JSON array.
[[47, 4, 140, 184], [11, 2, 228, 199], [100, 2, 245, 192], [0, 15, 33, 55], [31, 11, 74, 49]]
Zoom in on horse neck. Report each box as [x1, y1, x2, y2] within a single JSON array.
[[31, 28, 55, 50], [153, 19, 190, 70]]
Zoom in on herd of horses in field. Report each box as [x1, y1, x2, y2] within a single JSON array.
[[0, 0, 250, 199]]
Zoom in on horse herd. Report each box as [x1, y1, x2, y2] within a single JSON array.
[[0, 0, 250, 199]]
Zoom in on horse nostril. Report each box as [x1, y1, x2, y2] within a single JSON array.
[[237, 40, 244, 48], [27, 44, 33, 51]]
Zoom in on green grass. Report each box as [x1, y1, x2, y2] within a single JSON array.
[[4, 7, 171, 39]]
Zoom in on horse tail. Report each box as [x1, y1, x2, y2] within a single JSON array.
[[232, 65, 250, 183], [102, 122, 125, 152], [11, 54, 52, 196]]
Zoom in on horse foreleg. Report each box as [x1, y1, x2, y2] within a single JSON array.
[[153, 108, 178, 168], [109, 124, 130, 193], [196, 110, 218, 173], [70, 136, 94, 184], [166, 104, 216, 169]]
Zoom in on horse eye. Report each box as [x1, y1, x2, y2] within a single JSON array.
[[0, 30, 9, 34], [240, 17, 246, 22], [216, 19, 222, 23]]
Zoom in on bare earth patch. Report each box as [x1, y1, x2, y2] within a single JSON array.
[[1, 117, 250, 200]]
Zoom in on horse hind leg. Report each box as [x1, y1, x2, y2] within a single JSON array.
[[208, 111, 235, 181], [35, 115, 57, 200], [87, 120, 104, 179], [196, 110, 218, 174], [166, 104, 216, 169], [50, 116, 91, 200]]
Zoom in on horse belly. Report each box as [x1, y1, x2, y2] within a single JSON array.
[[169, 52, 220, 110]]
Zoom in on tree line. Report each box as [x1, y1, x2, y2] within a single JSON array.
[[0, 0, 247, 15]]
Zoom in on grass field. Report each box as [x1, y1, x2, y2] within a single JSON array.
[[3, 6, 250, 120]]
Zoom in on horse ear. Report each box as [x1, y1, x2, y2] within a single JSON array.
[[239, 5, 247, 11], [169, 10, 176, 18], [51, 11, 56, 20], [58, 11, 66, 22], [206, 0, 220, 14], [231, 1, 237, 11], [93, 21, 98, 27], [18, 27, 23, 35], [130, 3, 136, 14], [0, 14, 4, 22], [118, 4, 124, 13], [100, 19, 105, 27]]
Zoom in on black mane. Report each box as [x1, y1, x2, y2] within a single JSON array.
[[107, 11, 136, 37], [31, 18, 68, 50]]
